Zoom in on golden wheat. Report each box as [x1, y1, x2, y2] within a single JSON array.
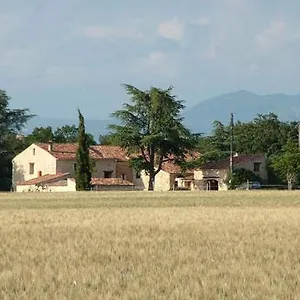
[[1, 191, 300, 299]]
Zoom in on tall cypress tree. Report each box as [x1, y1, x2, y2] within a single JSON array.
[[75, 110, 91, 191]]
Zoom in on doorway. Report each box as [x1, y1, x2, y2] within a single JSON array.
[[207, 179, 219, 191]]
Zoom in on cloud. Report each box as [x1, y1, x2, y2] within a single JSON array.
[[0, 47, 43, 78], [38, 65, 89, 87], [83, 25, 143, 39], [200, 44, 217, 61], [254, 21, 288, 52], [130, 51, 178, 78], [157, 18, 184, 41], [192, 17, 210, 26], [249, 63, 259, 72]]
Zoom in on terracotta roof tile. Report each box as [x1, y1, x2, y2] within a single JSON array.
[[161, 161, 182, 174], [90, 145, 129, 161], [161, 152, 201, 174], [201, 154, 265, 170], [91, 178, 134, 186], [37, 143, 128, 161], [18, 173, 70, 185]]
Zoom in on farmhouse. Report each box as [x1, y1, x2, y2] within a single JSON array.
[[137, 153, 267, 191], [194, 153, 267, 191], [12, 143, 136, 192]]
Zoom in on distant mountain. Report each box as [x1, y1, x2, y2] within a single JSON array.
[[23, 91, 300, 139], [184, 91, 300, 134]]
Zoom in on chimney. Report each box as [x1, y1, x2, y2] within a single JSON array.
[[38, 171, 42, 177], [48, 140, 53, 152]]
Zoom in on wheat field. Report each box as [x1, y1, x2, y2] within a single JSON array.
[[1, 191, 300, 299]]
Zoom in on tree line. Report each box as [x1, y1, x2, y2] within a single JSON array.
[[1, 86, 300, 191]]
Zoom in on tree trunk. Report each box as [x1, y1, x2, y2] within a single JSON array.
[[287, 173, 295, 190], [148, 171, 155, 191]]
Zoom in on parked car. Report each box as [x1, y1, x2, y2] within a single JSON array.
[[236, 181, 261, 190]]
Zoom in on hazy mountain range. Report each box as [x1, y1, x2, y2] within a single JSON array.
[[25, 91, 300, 140]]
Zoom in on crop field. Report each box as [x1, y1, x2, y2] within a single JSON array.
[[1, 191, 300, 299]]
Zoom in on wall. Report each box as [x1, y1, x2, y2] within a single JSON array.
[[12, 144, 56, 189], [116, 161, 133, 182], [56, 159, 118, 178], [139, 170, 172, 191], [194, 169, 229, 191], [235, 156, 268, 181]]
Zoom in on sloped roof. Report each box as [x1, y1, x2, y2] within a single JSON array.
[[91, 178, 134, 186], [160, 152, 201, 174], [37, 143, 128, 161], [17, 173, 70, 185], [161, 161, 182, 174], [201, 154, 265, 170]]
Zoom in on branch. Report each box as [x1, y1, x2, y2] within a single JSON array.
[[140, 146, 149, 163]]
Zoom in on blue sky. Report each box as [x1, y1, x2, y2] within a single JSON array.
[[1, 0, 300, 119]]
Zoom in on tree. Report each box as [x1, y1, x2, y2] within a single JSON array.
[[109, 84, 196, 191], [75, 110, 92, 191], [25, 126, 53, 145], [272, 139, 300, 190], [99, 133, 120, 145], [25, 125, 96, 145], [54, 125, 78, 143], [225, 168, 262, 190], [0, 90, 34, 190]]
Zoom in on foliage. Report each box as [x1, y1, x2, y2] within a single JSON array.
[[99, 133, 120, 145], [271, 139, 300, 190], [225, 168, 262, 190], [0, 90, 34, 190], [75, 110, 92, 191], [25, 126, 53, 145], [198, 113, 298, 158], [109, 84, 196, 190], [25, 125, 96, 145]]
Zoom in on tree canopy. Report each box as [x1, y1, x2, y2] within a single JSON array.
[[271, 139, 300, 190], [0, 90, 34, 190], [109, 84, 196, 190], [25, 125, 96, 145]]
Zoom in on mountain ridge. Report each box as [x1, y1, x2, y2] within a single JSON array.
[[24, 91, 300, 138]]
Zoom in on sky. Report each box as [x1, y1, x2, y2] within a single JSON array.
[[1, 0, 300, 120]]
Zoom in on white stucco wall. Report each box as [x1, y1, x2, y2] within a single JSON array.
[[56, 159, 117, 178], [138, 170, 172, 191], [12, 144, 56, 189]]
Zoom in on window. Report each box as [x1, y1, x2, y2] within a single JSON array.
[[32, 148, 36, 155], [253, 162, 261, 172], [29, 163, 35, 175], [122, 174, 126, 180], [104, 171, 113, 178], [74, 163, 77, 171], [135, 171, 141, 179]]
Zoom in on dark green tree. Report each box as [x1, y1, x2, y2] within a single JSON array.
[[25, 126, 53, 145], [0, 90, 34, 190], [271, 139, 300, 190], [54, 125, 95, 145], [99, 133, 120, 145], [54, 125, 78, 143], [226, 168, 262, 190], [75, 110, 92, 191], [109, 84, 196, 191], [24, 125, 96, 145]]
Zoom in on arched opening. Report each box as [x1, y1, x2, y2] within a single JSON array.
[[207, 179, 219, 191]]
